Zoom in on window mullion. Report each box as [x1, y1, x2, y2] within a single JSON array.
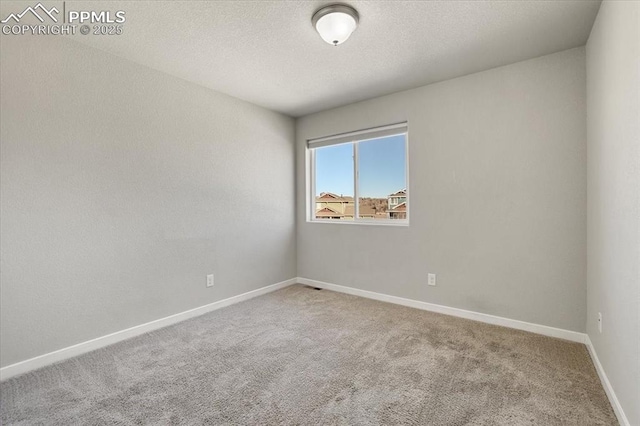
[[353, 141, 359, 221], [310, 149, 316, 221]]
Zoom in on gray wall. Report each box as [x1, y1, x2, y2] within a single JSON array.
[[0, 36, 296, 367], [297, 48, 587, 332], [586, 1, 640, 424]]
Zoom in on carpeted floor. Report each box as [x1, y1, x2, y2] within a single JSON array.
[[1, 284, 617, 425]]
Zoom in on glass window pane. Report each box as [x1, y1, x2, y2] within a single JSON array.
[[314, 143, 354, 220], [357, 135, 407, 220]]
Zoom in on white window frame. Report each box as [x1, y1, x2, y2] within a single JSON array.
[[307, 122, 409, 226]]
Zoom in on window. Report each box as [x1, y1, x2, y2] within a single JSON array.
[[308, 123, 408, 224]]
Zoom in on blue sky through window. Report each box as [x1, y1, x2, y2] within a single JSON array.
[[315, 134, 406, 198]]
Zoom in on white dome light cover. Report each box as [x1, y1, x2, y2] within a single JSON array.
[[312, 4, 359, 46]]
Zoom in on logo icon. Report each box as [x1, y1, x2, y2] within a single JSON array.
[[1, 2, 59, 24]]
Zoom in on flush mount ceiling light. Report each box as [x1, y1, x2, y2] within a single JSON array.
[[312, 4, 359, 46]]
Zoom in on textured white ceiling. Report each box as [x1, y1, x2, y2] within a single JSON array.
[[3, 1, 601, 116]]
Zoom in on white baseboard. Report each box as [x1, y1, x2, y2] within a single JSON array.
[[297, 277, 586, 343], [3, 276, 625, 424], [0, 278, 297, 381], [585, 335, 629, 426]]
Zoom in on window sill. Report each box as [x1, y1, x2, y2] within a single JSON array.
[[307, 219, 409, 227]]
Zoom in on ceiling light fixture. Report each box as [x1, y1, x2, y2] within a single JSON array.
[[312, 4, 359, 46]]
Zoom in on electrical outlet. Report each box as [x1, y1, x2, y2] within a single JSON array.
[[598, 312, 602, 333], [207, 274, 214, 288], [428, 273, 437, 286]]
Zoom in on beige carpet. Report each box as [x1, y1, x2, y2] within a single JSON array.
[[1, 284, 616, 425]]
